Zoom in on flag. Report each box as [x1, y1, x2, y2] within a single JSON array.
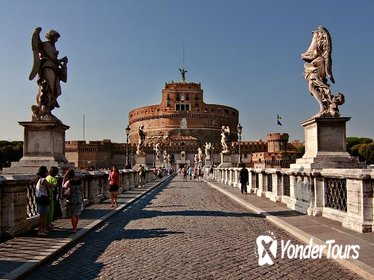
[[277, 115, 282, 126]]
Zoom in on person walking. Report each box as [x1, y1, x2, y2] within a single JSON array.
[[46, 166, 59, 230], [63, 169, 82, 233], [108, 165, 119, 207], [35, 166, 56, 236], [188, 166, 193, 180], [182, 167, 188, 181], [137, 165, 145, 187], [239, 164, 249, 195]]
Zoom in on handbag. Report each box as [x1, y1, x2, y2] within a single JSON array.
[[36, 195, 50, 206], [63, 187, 71, 198]]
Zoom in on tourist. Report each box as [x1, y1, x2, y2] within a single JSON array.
[[137, 165, 145, 187], [108, 165, 119, 207], [239, 164, 249, 195], [63, 169, 82, 233], [46, 166, 59, 229], [35, 166, 56, 236], [182, 167, 187, 181], [197, 167, 203, 181], [188, 166, 193, 180]]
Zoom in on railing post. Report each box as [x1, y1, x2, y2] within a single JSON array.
[[257, 170, 264, 197], [307, 172, 323, 216], [342, 175, 373, 233], [0, 177, 33, 238], [269, 171, 281, 202]]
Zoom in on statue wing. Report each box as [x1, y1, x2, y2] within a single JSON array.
[[29, 27, 43, 81], [320, 27, 335, 84]]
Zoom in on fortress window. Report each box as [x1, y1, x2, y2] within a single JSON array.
[[175, 103, 190, 111], [224, 109, 229, 114]]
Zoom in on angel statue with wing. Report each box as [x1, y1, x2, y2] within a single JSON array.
[[136, 125, 146, 155], [301, 26, 344, 118], [29, 27, 68, 121], [221, 126, 230, 154]]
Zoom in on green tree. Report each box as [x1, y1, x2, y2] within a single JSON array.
[[346, 137, 374, 164], [346, 137, 373, 154], [0, 141, 23, 169]]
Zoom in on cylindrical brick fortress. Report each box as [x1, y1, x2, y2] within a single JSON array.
[[129, 81, 239, 145]]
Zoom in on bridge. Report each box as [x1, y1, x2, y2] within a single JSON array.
[[0, 172, 372, 279]]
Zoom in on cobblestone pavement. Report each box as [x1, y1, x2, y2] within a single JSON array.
[[28, 175, 363, 280]]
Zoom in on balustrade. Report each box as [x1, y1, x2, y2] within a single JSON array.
[[211, 166, 374, 233], [0, 169, 158, 239]]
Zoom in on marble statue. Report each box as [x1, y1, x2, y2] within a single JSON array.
[[301, 26, 345, 118], [136, 125, 146, 155], [194, 154, 198, 164], [204, 142, 213, 160], [29, 27, 68, 121], [163, 150, 170, 166], [221, 126, 230, 153], [197, 147, 203, 163], [154, 143, 161, 160]]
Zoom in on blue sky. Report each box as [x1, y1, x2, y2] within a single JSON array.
[[0, 0, 373, 143]]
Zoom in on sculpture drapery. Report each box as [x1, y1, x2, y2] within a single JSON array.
[[29, 27, 68, 121], [301, 26, 344, 118]]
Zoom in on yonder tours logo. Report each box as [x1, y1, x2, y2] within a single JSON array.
[[256, 232, 360, 266]]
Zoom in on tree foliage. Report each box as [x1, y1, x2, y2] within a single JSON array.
[[346, 137, 374, 164], [0, 141, 23, 169]]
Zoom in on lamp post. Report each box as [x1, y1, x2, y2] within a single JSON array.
[[237, 123, 242, 167], [125, 125, 131, 169], [153, 144, 156, 168]]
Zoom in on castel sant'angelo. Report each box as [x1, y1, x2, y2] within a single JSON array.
[[128, 69, 239, 147], [66, 69, 299, 169]]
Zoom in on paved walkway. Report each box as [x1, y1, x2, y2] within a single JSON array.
[[205, 178, 374, 280], [0, 175, 174, 280], [0, 175, 373, 279]]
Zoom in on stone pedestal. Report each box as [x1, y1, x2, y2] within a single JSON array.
[[291, 117, 358, 169], [3, 121, 71, 174], [155, 159, 162, 168], [218, 153, 233, 168], [134, 155, 146, 169], [204, 158, 212, 168]]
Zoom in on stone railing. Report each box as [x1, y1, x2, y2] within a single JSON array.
[[212, 167, 374, 233], [0, 169, 162, 239]]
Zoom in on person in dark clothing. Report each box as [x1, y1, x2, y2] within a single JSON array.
[[239, 164, 249, 194]]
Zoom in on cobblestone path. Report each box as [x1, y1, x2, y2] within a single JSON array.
[[28, 176, 362, 280]]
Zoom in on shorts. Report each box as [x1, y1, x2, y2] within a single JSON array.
[[37, 203, 49, 214], [109, 184, 119, 192]]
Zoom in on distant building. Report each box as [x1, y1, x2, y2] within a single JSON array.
[[128, 79, 239, 146], [65, 74, 301, 170], [251, 133, 302, 168]]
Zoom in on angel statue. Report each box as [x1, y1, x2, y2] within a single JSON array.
[[197, 147, 203, 163], [154, 143, 162, 161], [204, 142, 213, 160], [301, 26, 345, 118], [163, 150, 169, 166], [29, 27, 68, 121], [221, 126, 230, 153], [136, 125, 146, 155]]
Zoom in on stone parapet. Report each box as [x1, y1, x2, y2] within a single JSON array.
[[212, 166, 374, 233]]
